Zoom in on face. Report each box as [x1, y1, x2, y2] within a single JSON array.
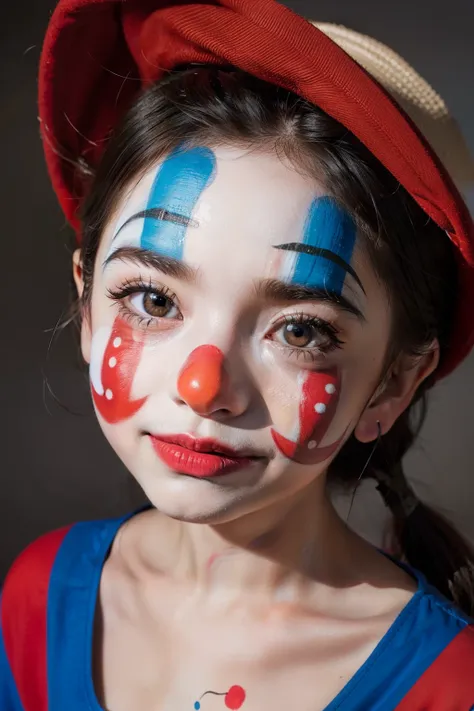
[[79, 145, 395, 523]]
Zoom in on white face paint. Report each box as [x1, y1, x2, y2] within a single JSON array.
[[84, 145, 391, 523], [89, 326, 112, 396]]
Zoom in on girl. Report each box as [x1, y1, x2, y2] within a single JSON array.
[[2, 1, 474, 709]]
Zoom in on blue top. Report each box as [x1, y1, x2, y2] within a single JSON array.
[[1, 511, 474, 711]]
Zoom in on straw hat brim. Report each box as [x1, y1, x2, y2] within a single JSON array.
[[313, 22, 474, 199]]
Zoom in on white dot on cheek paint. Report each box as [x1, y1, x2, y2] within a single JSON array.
[[325, 383, 336, 395], [314, 403, 326, 414], [108, 357, 117, 368], [307, 441, 317, 450], [113, 337, 122, 348], [105, 389, 114, 400]]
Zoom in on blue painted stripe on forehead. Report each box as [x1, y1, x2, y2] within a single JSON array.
[[292, 197, 357, 295], [140, 146, 216, 259]]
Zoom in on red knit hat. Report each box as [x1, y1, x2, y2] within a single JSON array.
[[39, 0, 474, 378]]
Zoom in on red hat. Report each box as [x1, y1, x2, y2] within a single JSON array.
[[39, 0, 474, 379]]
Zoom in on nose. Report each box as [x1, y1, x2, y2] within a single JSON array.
[[176, 344, 248, 417]]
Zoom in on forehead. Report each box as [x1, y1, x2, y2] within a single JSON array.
[[108, 147, 319, 253], [104, 146, 362, 293]]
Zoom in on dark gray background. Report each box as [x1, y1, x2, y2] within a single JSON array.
[[1, 0, 473, 580]]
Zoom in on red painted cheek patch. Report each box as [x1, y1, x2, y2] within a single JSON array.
[[271, 369, 343, 464], [91, 317, 147, 424], [177, 345, 224, 413]]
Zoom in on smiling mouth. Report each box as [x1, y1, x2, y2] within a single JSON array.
[[148, 433, 263, 478]]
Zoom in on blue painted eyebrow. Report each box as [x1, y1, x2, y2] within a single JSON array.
[[112, 207, 199, 242], [278, 197, 360, 297], [111, 145, 216, 261], [140, 145, 216, 260], [274, 242, 365, 295]]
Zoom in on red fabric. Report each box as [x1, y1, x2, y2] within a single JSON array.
[[38, 0, 474, 378], [395, 624, 474, 709], [1, 527, 71, 711]]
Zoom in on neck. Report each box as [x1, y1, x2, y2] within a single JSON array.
[[132, 481, 367, 605]]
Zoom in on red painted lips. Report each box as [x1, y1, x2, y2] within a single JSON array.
[[150, 434, 260, 478]]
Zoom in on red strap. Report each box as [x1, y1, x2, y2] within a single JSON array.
[[1, 528, 71, 711], [395, 624, 474, 710]]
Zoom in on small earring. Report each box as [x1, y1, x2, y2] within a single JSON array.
[[346, 421, 382, 522]]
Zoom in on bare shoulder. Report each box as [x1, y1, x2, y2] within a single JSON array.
[[324, 535, 418, 625]]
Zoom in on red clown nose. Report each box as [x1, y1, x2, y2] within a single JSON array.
[[177, 345, 225, 414]]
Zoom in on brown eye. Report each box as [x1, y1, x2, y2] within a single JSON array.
[[282, 322, 315, 348], [130, 291, 180, 319], [270, 316, 343, 356], [143, 292, 172, 317]]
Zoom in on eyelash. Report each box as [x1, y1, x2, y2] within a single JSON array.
[[106, 279, 344, 360], [270, 312, 345, 361], [106, 277, 180, 328]]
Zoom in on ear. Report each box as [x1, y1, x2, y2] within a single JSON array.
[[72, 249, 92, 365], [354, 343, 440, 442]]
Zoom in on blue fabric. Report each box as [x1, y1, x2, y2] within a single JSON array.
[[47, 514, 132, 711], [324, 577, 471, 710], [23, 510, 473, 710], [0, 597, 25, 711]]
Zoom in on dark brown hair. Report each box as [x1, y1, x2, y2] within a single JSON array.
[[77, 66, 474, 614]]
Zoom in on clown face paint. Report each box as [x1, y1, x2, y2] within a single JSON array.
[[88, 146, 391, 524], [90, 317, 147, 424], [93, 146, 217, 424], [108, 145, 216, 261], [140, 145, 216, 258], [271, 369, 344, 464], [275, 196, 358, 296], [268, 197, 358, 463]]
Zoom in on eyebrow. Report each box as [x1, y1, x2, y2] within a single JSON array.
[[113, 207, 199, 241], [256, 278, 365, 321], [274, 242, 365, 295], [103, 248, 364, 320], [103, 246, 197, 282]]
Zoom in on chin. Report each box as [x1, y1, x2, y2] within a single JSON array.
[[127, 455, 319, 526], [129, 453, 272, 523], [135, 471, 260, 524], [105, 435, 260, 522], [109, 432, 324, 523]]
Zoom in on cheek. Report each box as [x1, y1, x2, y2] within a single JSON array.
[[90, 317, 147, 424], [271, 369, 346, 464]]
